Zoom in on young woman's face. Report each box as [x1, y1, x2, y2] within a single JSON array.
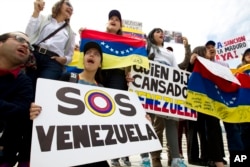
[[244, 52, 250, 64], [60, 1, 73, 20], [107, 16, 121, 34], [84, 48, 102, 72], [153, 29, 164, 46]]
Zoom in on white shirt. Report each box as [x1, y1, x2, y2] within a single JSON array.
[[150, 47, 178, 67], [26, 15, 75, 64]]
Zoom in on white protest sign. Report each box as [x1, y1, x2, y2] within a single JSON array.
[[128, 60, 196, 120], [122, 19, 142, 30], [122, 19, 144, 39], [215, 35, 248, 61], [30, 78, 161, 167]]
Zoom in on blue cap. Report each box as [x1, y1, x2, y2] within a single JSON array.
[[205, 40, 216, 47]]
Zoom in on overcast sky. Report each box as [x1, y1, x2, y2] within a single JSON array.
[[1, 0, 249, 67]]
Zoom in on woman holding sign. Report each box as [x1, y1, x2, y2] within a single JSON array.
[[146, 28, 187, 167], [77, 9, 132, 167], [30, 41, 109, 167]]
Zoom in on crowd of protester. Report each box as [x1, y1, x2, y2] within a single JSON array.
[[0, 0, 249, 167]]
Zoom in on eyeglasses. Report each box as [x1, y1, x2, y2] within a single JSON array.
[[65, 1, 72, 8], [9, 35, 34, 51]]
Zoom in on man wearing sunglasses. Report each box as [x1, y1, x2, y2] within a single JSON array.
[[0, 31, 34, 167]]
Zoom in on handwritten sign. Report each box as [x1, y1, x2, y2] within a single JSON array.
[[215, 35, 248, 61]]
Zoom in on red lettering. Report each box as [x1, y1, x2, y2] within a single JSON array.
[[162, 107, 169, 113], [220, 53, 227, 61], [168, 104, 177, 114], [177, 105, 184, 116], [218, 51, 238, 61], [190, 110, 197, 118], [215, 54, 221, 60], [154, 100, 161, 111], [223, 36, 246, 47], [184, 110, 191, 117], [233, 50, 239, 58], [227, 52, 234, 60], [170, 108, 177, 114]]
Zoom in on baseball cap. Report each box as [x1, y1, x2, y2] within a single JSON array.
[[83, 41, 103, 57], [205, 40, 216, 47], [108, 9, 122, 22]]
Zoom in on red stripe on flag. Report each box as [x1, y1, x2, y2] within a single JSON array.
[[193, 60, 239, 92], [81, 29, 146, 47], [236, 73, 250, 88]]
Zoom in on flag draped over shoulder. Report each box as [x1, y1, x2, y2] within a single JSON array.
[[185, 59, 250, 123], [80, 29, 149, 69]]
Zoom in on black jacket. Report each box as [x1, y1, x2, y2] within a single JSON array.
[[0, 72, 33, 164]]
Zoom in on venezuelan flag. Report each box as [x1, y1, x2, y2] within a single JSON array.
[[80, 29, 149, 69], [185, 60, 250, 123], [231, 64, 250, 75], [65, 50, 84, 73]]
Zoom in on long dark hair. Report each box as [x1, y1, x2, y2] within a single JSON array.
[[146, 28, 164, 60], [95, 68, 103, 85], [94, 55, 103, 85]]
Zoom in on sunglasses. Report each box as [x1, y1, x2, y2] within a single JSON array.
[[9, 35, 34, 51], [65, 1, 72, 8]]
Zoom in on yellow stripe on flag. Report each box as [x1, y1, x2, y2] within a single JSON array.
[[231, 64, 250, 74], [102, 53, 149, 69], [185, 90, 250, 123], [122, 27, 144, 34], [67, 50, 84, 69]]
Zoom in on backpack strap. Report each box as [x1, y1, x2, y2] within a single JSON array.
[[69, 72, 79, 83]]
